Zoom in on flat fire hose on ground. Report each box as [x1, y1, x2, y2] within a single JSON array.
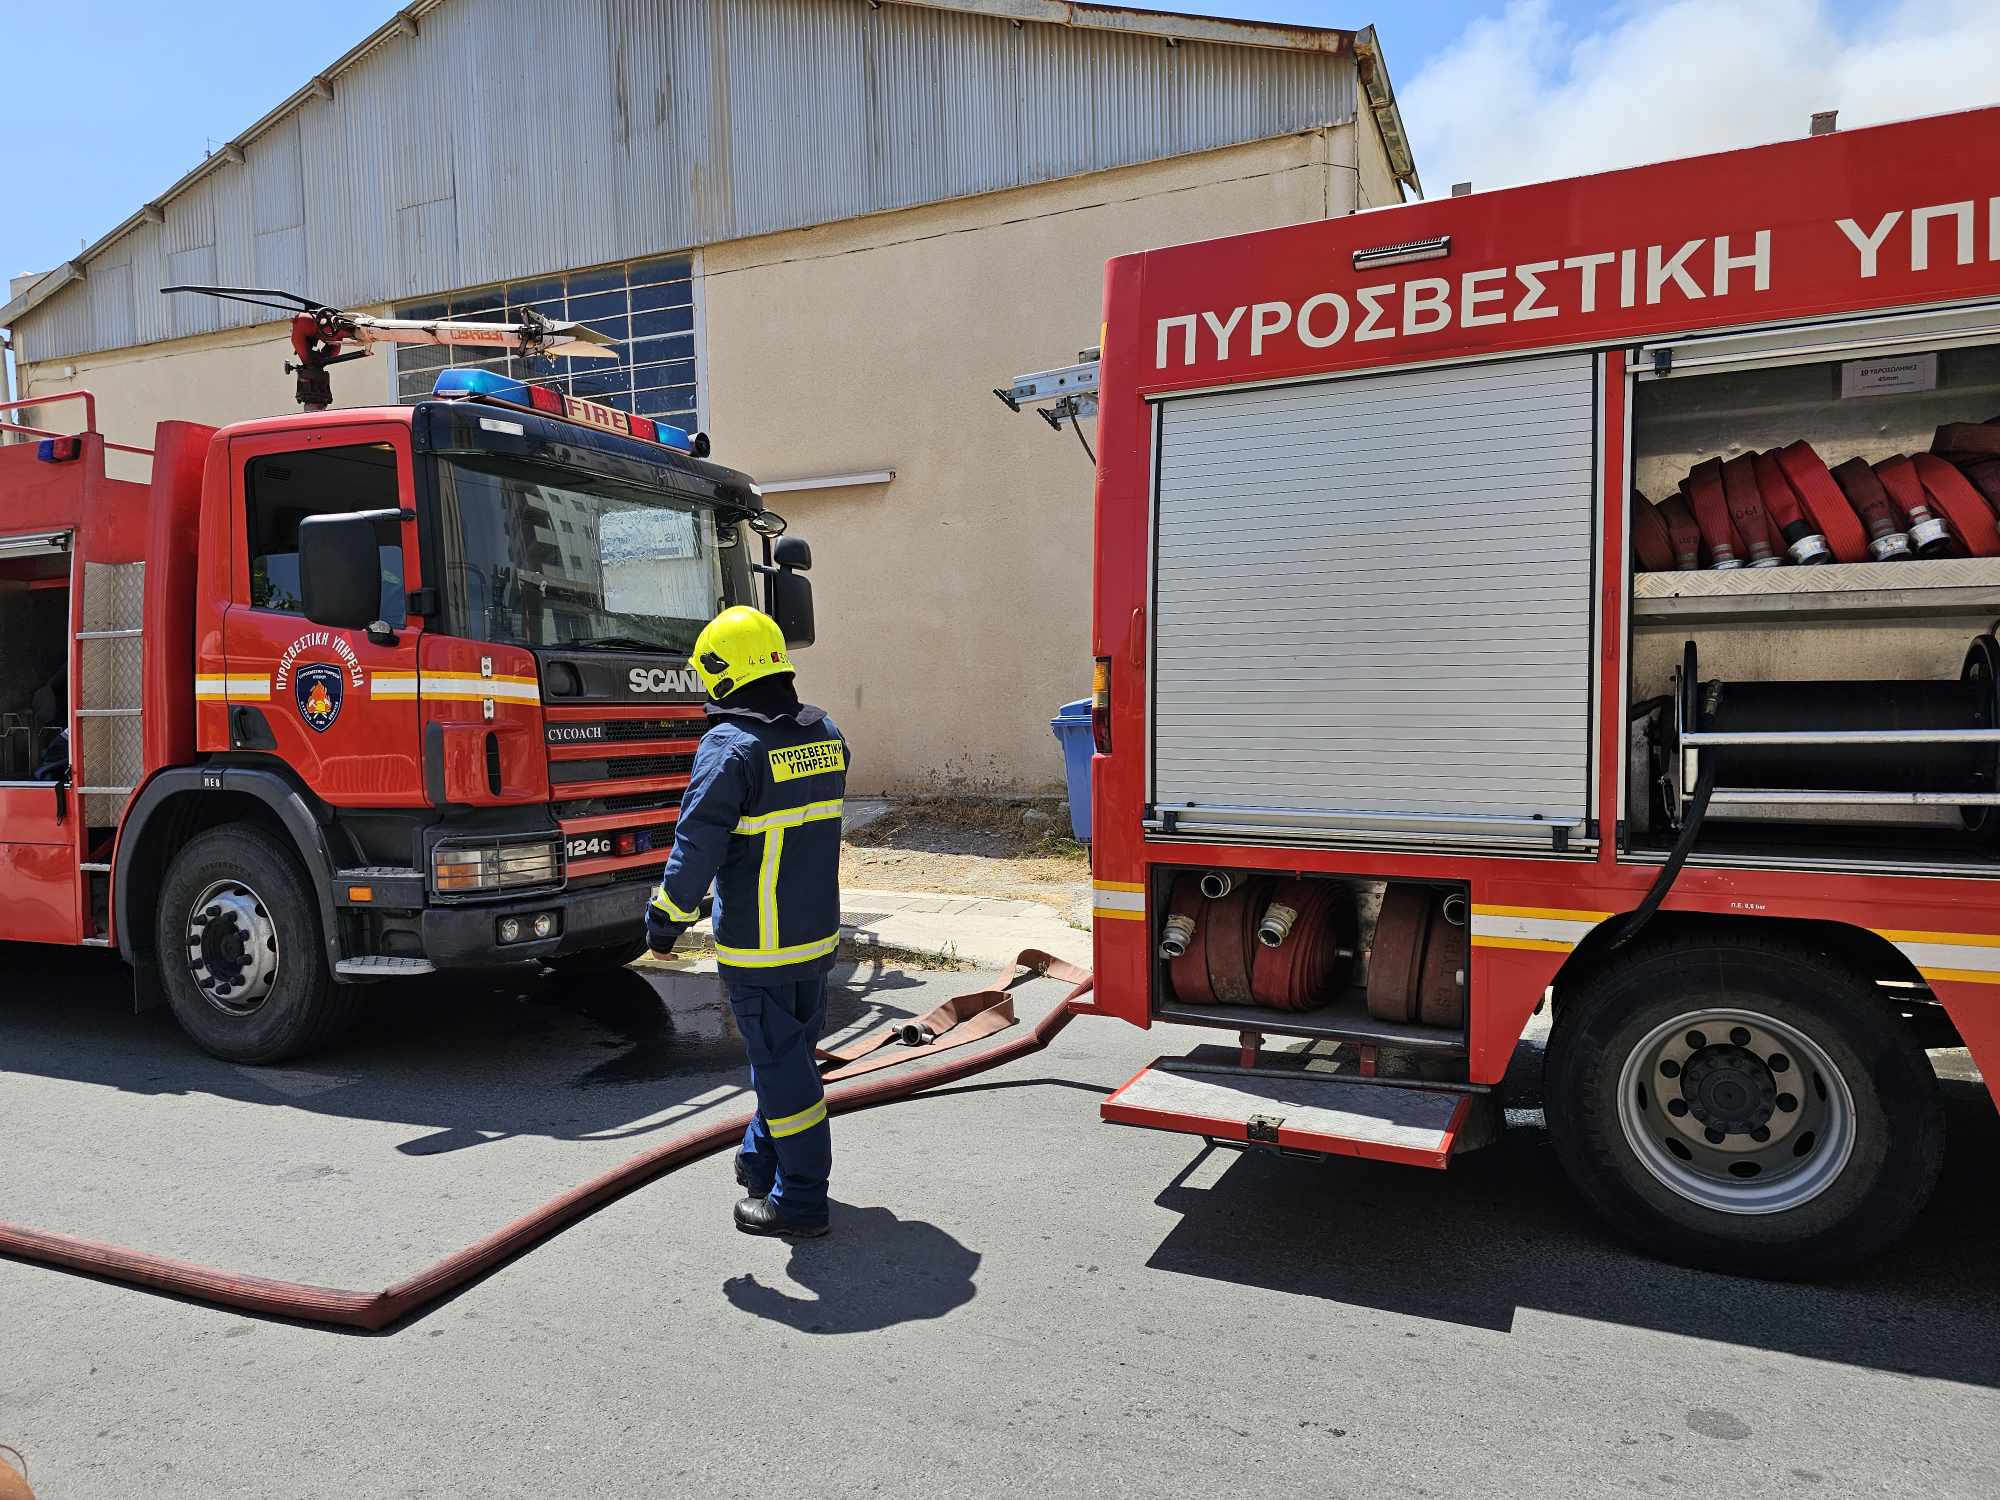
[[0, 951, 1093, 1332]]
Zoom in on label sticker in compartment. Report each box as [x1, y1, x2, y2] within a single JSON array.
[[1840, 352, 1936, 399]]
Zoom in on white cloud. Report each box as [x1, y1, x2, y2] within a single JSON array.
[[1402, 0, 2000, 196]]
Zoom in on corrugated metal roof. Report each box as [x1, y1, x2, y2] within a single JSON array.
[[5, 0, 1380, 363]]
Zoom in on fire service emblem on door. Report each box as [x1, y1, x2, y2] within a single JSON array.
[[295, 663, 345, 733]]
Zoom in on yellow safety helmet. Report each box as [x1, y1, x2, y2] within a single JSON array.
[[691, 606, 792, 698]]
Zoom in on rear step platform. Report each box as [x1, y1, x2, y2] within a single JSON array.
[[1102, 1049, 1493, 1169]]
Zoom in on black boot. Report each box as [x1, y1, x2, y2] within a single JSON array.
[[734, 1195, 830, 1239], [733, 1154, 772, 1197]]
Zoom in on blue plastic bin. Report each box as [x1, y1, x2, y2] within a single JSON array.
[[1050, 698, 1093, 843]]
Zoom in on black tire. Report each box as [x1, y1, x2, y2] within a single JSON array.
[[155, 824, 358, 1064], [541, 937, 649, 978], [1545, 932, 1943, 1278]]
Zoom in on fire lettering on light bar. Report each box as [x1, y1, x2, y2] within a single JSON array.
[[1151, 195, 2000, 371]]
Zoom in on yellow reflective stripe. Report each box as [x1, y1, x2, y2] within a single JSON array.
[[757, 826, 784, 952], [768, 1098, 828, 1138], [651, 888, 700, 923], [734, 799, 843, 836], [713, 933, 840, 968]]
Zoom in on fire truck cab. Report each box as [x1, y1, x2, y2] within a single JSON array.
[[1086, 107, 2000, 1275], [0, 374, 812, 1063]]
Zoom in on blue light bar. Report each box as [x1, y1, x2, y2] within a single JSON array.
[[433, 368, 532, 403]]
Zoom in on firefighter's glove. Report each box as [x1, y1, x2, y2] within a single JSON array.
[[646, 905, 689, 957]]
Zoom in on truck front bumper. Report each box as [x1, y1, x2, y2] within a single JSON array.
[[418, 879, 654, 968]]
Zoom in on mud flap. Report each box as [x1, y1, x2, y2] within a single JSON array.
[[1102, 1055, 1491, 1170]]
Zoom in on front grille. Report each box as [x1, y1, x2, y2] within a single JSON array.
[[606, 753, 696, 779], [555, 790, 684, 819], [548, 717, 704, 746]]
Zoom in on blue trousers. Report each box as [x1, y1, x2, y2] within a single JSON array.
[[725, 974, 832, 1222]]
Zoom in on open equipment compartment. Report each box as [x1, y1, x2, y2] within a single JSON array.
[[1626, 305, 2000, 870], [1147, 865, 1471, 1057]]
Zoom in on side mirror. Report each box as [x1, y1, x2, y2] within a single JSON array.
[[772, 534, 812, 571], [299, 511, 387, 631], [768, 570, 815, 649]]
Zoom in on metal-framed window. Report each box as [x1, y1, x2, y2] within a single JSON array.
[[391, 255, 698, 428]]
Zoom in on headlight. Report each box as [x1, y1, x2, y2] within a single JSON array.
[[432, 837, 563, 896]]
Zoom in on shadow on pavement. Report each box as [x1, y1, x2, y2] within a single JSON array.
[[721, 1202, 979, 1333], [0, 948, 940, 1157], [1141, 1065, 2000, 1388]]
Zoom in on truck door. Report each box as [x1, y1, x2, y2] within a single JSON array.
[[220, 429, 426, 807], [1147, 351, 1599, 850]]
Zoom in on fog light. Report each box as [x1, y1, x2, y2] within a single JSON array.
[[532, 912, 558, 939], [498, 916, 523, 943]]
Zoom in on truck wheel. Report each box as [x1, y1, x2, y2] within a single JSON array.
[[1545, 934, 1943, 1278], [541, 937, 649, 978], [155, 825, 357, 1064]]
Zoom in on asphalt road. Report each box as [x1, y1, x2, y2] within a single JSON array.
[[3, 946, 1996, 1499]]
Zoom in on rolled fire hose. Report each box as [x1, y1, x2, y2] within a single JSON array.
[[1247, 878, 1356, 1012], [1910, 454, 2000, 556], [1933, 420, 2000, 464], [1830, 457, 1914, 561], [1631, 491, 1676, 573], [1751, 449, 1831, 565], [1775, 441, 1871, 563], [1682, 461, 1746, 569], [1958, 458, 2000, 516], [1656, 493, 1704, 570], [1719, 454, 1781, 566], [1873, 456, 1954, 556], [0, 951, 1093, 1331]]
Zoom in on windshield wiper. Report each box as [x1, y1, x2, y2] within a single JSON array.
[[559, 634, 681, 654]]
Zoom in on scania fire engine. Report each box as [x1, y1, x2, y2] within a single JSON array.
[[1079, 106, 2000, 1274], [0, 324, 813, 1064]]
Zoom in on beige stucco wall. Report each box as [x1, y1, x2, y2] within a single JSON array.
[[1355, 102, 1406, 210], [705, 130, 1358, 795], [15, 128, 1367, 796]]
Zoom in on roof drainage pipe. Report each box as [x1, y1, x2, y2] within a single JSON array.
[[0, 952, 1093, 1332]]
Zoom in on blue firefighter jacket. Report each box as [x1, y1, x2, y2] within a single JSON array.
[[650, 703, 848, 981]]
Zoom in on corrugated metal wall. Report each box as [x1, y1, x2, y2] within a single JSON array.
[[16, 0, 1353, 363]]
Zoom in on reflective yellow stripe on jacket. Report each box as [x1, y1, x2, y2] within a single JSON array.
[[711, 933, 840, 969], [650, 889, 702, 923], [730, 799, 843, 961]]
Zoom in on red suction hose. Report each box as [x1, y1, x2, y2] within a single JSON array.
[[0, 953, 1093, 1331]]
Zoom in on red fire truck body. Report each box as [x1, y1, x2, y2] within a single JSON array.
[[1086, 107, 2000, 1272], [0, 379, 810, 1062]]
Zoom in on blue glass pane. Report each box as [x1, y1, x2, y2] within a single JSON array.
[[398, 299, 448, 321], [632, 358, 696, 391], [397, 343, 451, 373], [631, 279, 693, 312], [632, 255, 693, 285], [569, 366, 628, 398], [636, 385, 697, 416], [568, 289, 628, 322], [629, 333, 695, 365], [567, 264, 627, 297], [632, 304, 693, 339], [506, 278, 564, 307], [449, 291, 504, 319]]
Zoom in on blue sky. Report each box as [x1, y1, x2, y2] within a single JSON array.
[[1, 0, 1984, 289]]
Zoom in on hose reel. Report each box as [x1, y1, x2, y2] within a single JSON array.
[[1666, 635, 2000, 829]]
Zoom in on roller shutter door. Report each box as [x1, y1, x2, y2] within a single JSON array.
[[1150, 352, 1598, 845]]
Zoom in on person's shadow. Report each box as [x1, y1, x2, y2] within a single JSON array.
[[722, 1203, 978, 1333]]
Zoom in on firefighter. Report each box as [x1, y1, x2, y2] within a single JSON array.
[[646, 605, 848, 1239]]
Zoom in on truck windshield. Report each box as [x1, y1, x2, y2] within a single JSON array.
[[432, 455, 738, 655]]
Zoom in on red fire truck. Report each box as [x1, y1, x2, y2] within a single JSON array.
[[0, 367, 812, 1063], [1083, 106, 2000, 1274]]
